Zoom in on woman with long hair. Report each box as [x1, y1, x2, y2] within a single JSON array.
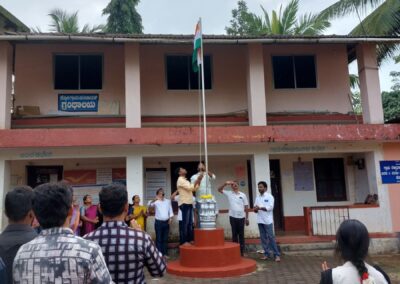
[[125, 195, 147, 231], [320, 219, 390, 284]]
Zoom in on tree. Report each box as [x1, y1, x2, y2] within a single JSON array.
[[381, 71, 400, 121], [225, 0, 331, 36], [226, 0, 261, 35], [103, 0, 143, 34], [43, 9, 104, 33], [321, 0, 400, 63], [349, 74, 362, 114]]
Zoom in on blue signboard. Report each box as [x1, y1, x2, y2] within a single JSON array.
[[380, 160, 400, 184], [58, 94, 99, 112]]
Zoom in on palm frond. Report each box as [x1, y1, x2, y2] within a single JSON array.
[[320, 0, 384, 19], [260, 5, 272, 34], [294, 13, 331, 35], [395, 54, 400, 63], [281, 0, 298, 34], [350, 0, 400, 63], [82, 24, 105, 33], [48, 9, 80, 33], [349, 74, 360, 89], [30, 26, 42, 33], [271, 10, 283, 34]]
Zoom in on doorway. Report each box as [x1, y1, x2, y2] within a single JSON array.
[[269, 160, 284, 231]]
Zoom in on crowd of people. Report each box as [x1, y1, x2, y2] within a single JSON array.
[[0, 161, 391, 283]]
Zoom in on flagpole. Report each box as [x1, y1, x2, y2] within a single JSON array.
[[199, 17, 209, 195]]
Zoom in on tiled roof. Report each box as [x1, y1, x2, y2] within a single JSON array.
[[0, 32, 399, 44]]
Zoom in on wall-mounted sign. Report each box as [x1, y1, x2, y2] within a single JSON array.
[[380, 160, 400, 184], [293, 161, 314, 191], [58, 94, 99, 112]]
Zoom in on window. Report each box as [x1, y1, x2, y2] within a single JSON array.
[[272, 55, 316, 89], [314, 158, 347, 202], [54, 54, 103, 90], [166, 55, 212, 90]]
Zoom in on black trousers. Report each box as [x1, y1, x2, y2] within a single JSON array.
[[179, 204, 194, 244], [229, 216, 245, 255], [155, 219, 169, 256]]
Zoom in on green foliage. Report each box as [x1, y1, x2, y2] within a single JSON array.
[[390, 71, 400, 91], [103, 0, 143, 34], [46, 9, 104, 33], [226, 0, 330, 36], [381, 71, 400, 121], [321, 0, 400, 63], [351, 91, 362, 114], [226, 0, 260, 35], [349, 74, 362, 114], [382, 90, 400, 121]]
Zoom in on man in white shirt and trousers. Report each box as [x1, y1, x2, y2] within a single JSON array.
[[218, 180, 249, 256], [148, 188, 174, 257], [254, 181, 281, 262], [190, 162, 216, 227]]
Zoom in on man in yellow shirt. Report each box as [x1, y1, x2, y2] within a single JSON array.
[[175, 167, 203, 245]]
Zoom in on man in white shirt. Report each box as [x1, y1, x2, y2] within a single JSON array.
[[148, 188, 174, 257], [254, 181, 281, 262], [218, 180, 249, 256], [191, 162, 216, 227]]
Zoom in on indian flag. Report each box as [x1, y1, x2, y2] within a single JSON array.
[[192, 20, 202, 72]]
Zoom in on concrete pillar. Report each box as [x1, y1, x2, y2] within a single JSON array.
[[124, 43, 141, 128], [126, 154, 144, 202], [366, 149, 393, 232], [356, 44, 384, 124], [0, 159, 11, 229], [0, 42, 12, 129], [251, 151, 271, 201], [247, 43, 267, 126]]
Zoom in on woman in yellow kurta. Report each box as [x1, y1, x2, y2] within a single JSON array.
[[126, 195, 147, 231]]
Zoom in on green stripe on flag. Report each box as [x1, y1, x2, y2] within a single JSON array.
[[192, 37, 201, 72]]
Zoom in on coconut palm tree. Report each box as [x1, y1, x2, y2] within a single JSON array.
[[255, 0, 331, 35], [47, 9, 104, 33], [226, 0, 331, 36], [321, 0, 400, 63]]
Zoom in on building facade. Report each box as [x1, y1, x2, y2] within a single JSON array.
[[0, 34, 399, 239]]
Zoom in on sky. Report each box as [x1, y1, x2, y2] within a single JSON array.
[[1, 0, 398, 91]]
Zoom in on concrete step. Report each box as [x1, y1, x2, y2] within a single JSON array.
[[282, 249, 334, 257], [279, 242, 335, 252]]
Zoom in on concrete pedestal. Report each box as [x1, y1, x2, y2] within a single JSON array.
[[167, 228, 256, 278]]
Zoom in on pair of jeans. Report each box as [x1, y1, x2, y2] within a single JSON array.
[[258, 223, 280, 257], [229, 216, 245, 255], [179, 204, 194, 244], [155, 219, 169, 255]]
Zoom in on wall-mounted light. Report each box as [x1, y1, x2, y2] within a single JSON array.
[[355, 158, 365, 170]]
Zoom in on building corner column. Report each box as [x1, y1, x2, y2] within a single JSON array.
[[126, 154, 144, 202], [251, 151, 271, 201], [247, 43, 267, 126], [356, 43, 384, 124], [0, 42, 13, 129], [368, 149, 393, 232], [125, 43, 141, 128], [0, 159, 11, 229]]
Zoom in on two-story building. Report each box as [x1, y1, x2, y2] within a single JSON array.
[[0, 33, 399, 244]]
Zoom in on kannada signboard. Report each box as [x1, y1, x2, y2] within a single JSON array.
[[58, 94, 99, 112], [380, 160, 400, 184]]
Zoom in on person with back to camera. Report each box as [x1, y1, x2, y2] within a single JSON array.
[[320, 219, 390, 284]]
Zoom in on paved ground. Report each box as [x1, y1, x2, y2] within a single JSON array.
[[147, 254, 400, 284]]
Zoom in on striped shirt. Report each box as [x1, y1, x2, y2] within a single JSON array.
[[85, 221, 166, 284], [13, 227, 111, 284]]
